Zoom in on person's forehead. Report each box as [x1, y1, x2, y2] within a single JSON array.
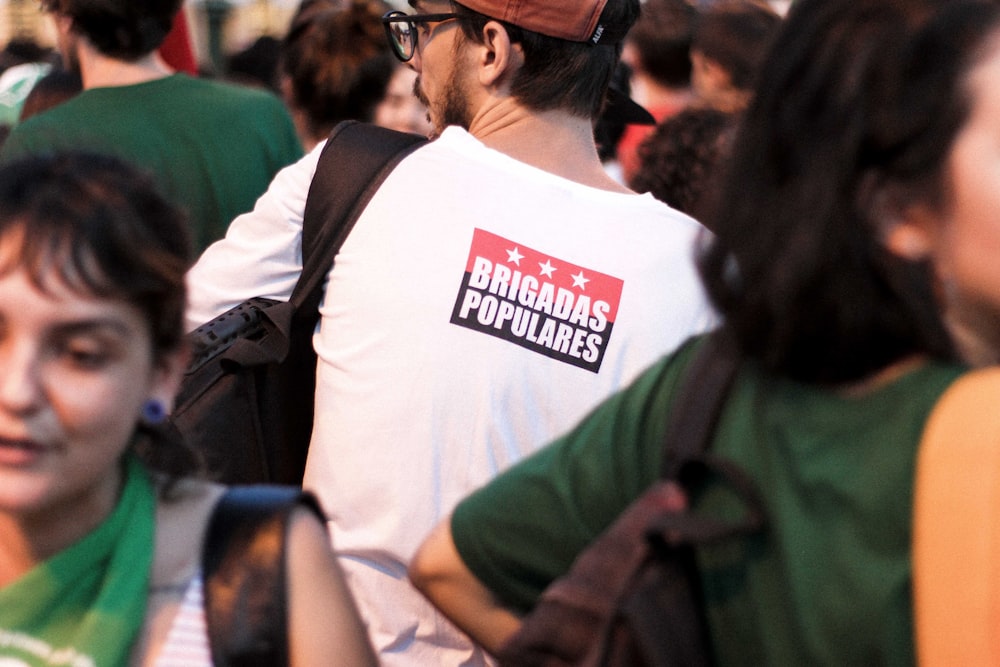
[[410, 0, 451, 12]]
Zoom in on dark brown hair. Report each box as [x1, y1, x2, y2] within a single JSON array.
[[0, 151, 198, 476]]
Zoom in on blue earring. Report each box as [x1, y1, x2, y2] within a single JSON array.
[[141, 399, 167, 426]]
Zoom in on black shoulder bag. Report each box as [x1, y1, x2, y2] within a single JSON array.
[[170, 121, 427, 484]]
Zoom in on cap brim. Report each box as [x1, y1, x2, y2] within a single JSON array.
[[604, 86, 656, 125]]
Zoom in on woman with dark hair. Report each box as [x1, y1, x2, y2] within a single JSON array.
[[408, 0, 1000, 661], [0, 152, 375, 666]]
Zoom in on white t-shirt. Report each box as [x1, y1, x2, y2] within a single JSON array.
[[186, 126, 717, 666]]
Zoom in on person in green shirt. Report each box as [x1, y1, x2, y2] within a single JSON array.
[[0, 0, 302, 254], [408, 0, 1000, 663]]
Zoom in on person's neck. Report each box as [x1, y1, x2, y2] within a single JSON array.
[[78, 45, 174, 90], [835, 354, 928, 398], [0, 467, 123, 586], [467, 101, 632, 194], [946, 300, 1000, 367]]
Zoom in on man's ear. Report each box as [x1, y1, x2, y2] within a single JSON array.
[[476, 20, 523, 88]]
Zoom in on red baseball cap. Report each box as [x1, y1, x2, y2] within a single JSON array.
[[458, 0, 628, 44]]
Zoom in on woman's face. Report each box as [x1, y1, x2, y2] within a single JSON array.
[[374, 67, 433, 137], [919, 36, 1000, 363], [0, 247, 177, 526]]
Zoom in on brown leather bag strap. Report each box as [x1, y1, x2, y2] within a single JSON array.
[[655, 329, 766, 541], [659, 330, 739, 479]]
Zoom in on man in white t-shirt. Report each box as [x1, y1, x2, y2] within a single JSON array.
[[185, 0, 717, 663]]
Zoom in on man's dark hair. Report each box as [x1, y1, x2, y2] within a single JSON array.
[[625, 0, 695, 88], [0, 38, 55, 74], [697, 0, 996, 384], [43, 0, 182, 61], [454, 0, 641, 119], [227, 35, 282, 92]]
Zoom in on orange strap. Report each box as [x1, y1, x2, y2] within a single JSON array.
[[913, 367, 1000, 665]]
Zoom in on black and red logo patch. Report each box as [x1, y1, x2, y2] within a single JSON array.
[[450, 229, 624, 373]]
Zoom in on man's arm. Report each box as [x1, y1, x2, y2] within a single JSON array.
[[184, 141, 325, 330], [409, 517, 523, 655]]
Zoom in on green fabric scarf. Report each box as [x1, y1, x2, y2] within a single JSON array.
[[0, 457, 155, 667]]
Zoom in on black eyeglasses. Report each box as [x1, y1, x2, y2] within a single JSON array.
[[382, 10, 462, 62]]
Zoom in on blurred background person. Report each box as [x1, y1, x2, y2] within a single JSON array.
[[617, 0, 696, 183], [226, 35, 283, 93], [373, 64, 432, 136], [0, 0, 302, 254], [280, 0, 429, 150], [595, 62, 656, 184], [17, 65, 81, 123], [689, 0, 782, 113], [628, 106, 736, 224], [0, 39, 56, 142]]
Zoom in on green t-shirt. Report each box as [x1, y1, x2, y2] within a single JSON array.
[[452, 335, 966, 665], [1, 73, 302, 252]]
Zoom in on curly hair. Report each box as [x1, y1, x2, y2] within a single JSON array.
[[629, 107, 735, 222]]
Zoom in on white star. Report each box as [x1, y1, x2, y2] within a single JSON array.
[[538, 260, 557, 278], [506, 247, 524, 265], [572, 271, 590, 290]]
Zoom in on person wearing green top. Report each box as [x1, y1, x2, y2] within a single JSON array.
[[408, 0, 1000, 662], [0, 152, 376, 666], [0, 0, 302, 254], [447, 337, 963, 664]]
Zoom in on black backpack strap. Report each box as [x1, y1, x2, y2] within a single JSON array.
[[292, 120, 428, 317], [202, 486, 326, 667]]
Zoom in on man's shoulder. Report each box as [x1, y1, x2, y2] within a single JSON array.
[[168, 74, 287, 109], [0, 92, 95, 160]]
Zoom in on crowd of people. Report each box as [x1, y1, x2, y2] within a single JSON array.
[[0, 0, 998, 664]]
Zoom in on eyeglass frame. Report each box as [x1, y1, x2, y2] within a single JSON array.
[[381, 10, 463, 63]]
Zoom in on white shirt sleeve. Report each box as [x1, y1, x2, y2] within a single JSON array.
[[183, 140, 326, 331]]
